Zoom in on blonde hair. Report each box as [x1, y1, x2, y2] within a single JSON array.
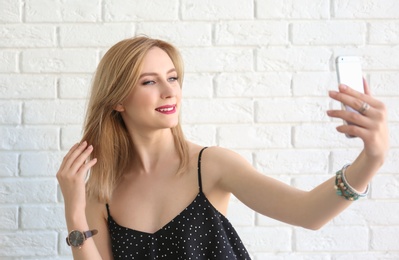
[[83, 36, 188, 203]]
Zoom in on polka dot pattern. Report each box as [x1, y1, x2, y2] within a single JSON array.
[[106, 147, 251, 259]]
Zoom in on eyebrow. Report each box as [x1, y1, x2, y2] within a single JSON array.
[[139, 68, 176, 79]]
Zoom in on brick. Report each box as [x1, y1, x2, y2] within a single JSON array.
[[292, 21, 366, 45], [0, 50, 17, 72], [0, 126, 58, 150], [0, 101, 21, 124], [371, 175, 399, 199], [0, 152, 18, 177], [381, 98, 399, 121], [20, 152, 63, 177], [181, 125, 216, 145], [254, 150, 329, 174], [228, 200, 255, 227], [104, 0, 178, 21], [378, 149, 399, 174], [293, 123, 364, 148], [60, 126, 83, 150], [214, 21, 288, 46], [0, 0, 21, 22], [237, 227, 292, 252], [59, 230, 71, 255], [182, 0, 253, 20], [59, 23, 132, 47], [257, 0, 329, 19], [0, 178, 57, 203], [336, 46, 399, 70], [293, 72, 337, 96], [217, 125, 291, 149], [58, 74, 92, 99], [24, 100, 86, 124], [0, 25, 55, 47], [182, 73, 213, 98], [182, 99, 253, 124], [370, 72, 399, 96], [369, 21, 399, 44], [215, 72, 292, 97], [334, 200, 399, 226], [21, 205, 65, 229], [296, 226, 368, 251], [371, 226, 399, 250], [334, 0, 399, 18], [22, 49, 97, 73], [136, 22, 212, 47], [255, 98, 330, 123], [25, 0, 100, 22], [389, 123, 399, 147], [0, 74, 56, 99], [181, 47, 253, 73], [0, 206, 18, 230], [0, 231, 57, 256], [257, 47, 332, 71], [327, 253, 399, 260], [254, 252, 331, 260]]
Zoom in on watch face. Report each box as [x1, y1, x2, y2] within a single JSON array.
[[69, 230, 84, 247]]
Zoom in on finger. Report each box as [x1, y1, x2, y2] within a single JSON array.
[[76, 158, 97, 178], [329, 87, 382, 116], [60, 143, 80, 169], [363, 78, 371, 96], [63, 141, 89, 169], [68, 144, 95, 174], [337, 84, 380, 109], [327, 109, 374, 129], [336, 124, 369, 139]]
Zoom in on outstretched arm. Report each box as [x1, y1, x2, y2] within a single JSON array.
[[215, 80, 388, 230]]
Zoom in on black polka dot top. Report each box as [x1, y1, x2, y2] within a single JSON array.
[[106, 147, 251, 259]]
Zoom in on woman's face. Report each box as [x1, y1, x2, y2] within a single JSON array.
[[117, 47, 182, 132]]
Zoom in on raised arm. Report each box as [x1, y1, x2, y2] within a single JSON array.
[[57, 142, 112, 259]]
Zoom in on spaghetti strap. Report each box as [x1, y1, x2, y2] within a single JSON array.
[[105, 203, 111, 218], [197, 147, 208, 193]]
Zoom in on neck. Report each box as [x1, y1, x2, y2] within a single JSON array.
[[129, 128, 178, 174]]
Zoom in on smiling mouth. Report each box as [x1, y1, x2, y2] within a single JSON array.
[[155, 105, 176, 113]]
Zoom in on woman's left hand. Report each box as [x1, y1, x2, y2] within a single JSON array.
[[327, 79, 389, 161]]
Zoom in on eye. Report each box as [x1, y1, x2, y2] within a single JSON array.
[[142, 80, 155, 85], [168, 77, 178, 82]]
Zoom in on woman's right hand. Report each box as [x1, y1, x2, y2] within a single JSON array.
[[56, 141, 97, 217]]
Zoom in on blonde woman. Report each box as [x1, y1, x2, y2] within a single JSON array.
[[57, 36, 389, 259]]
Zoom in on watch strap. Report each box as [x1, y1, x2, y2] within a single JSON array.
[[83, 229, 98, 239]]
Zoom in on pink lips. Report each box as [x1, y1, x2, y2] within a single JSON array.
[[155, 104, 177, 114]]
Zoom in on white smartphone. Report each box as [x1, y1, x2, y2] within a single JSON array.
[[335, 56, 364, 137]]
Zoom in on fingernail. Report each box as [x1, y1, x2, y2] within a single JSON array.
[[339, 84, 348, 90]]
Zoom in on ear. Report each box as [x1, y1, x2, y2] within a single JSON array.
[[114, 104, 125, 112]]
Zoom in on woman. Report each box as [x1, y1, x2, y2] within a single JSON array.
[[57, 36, 389, 259]]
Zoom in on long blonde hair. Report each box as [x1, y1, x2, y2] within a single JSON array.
[[83, 36, 188, 203]]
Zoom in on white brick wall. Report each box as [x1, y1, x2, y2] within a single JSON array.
[[0, 0, 398, 259]]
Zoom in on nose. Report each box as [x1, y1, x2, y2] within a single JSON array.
[[160, 80, 176, 99]]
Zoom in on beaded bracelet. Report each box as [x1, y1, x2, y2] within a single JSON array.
[[334, 164, 369, 201]]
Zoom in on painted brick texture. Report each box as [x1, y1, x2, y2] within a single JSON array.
[[0, 0, 398, 259]]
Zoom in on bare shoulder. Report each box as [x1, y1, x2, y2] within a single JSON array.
[[201, 146, 254, 174]]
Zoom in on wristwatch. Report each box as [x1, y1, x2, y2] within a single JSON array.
[[66, 229, 98, 248]]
